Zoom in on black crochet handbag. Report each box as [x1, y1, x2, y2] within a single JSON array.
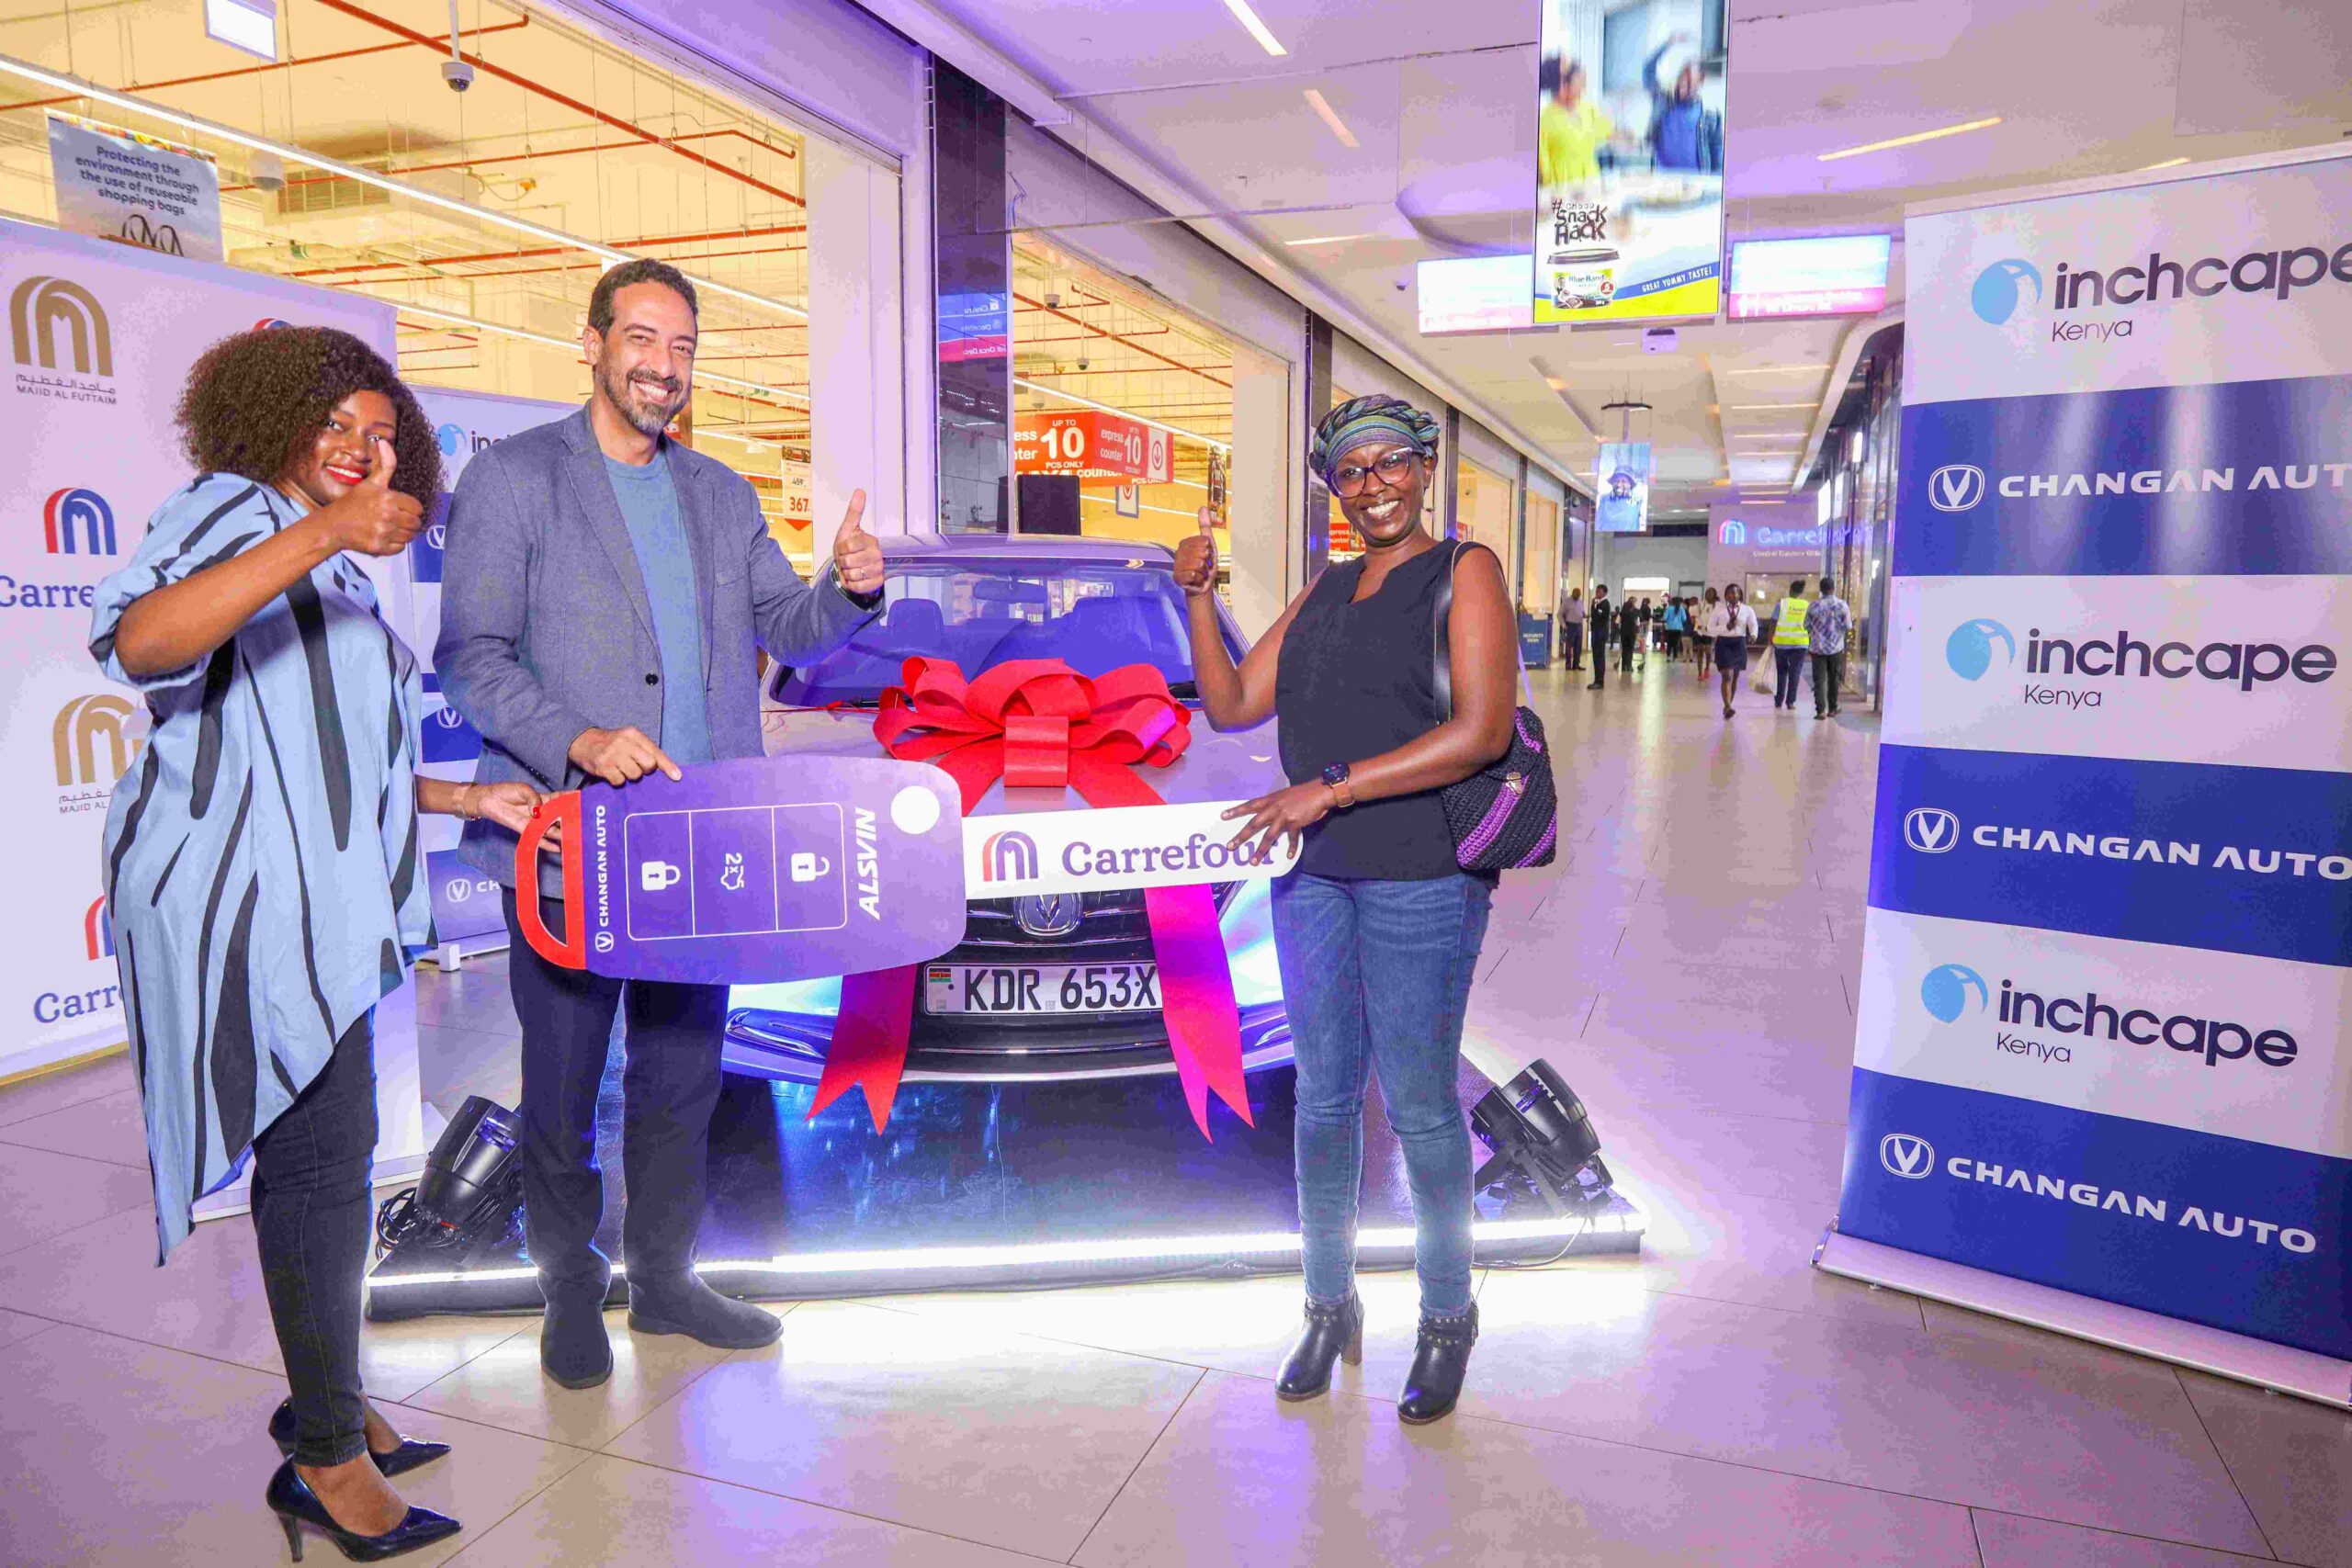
[[1431, 543, 1559, 872]]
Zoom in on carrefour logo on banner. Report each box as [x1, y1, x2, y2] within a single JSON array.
[[1718, 519, 1746, 546], [41, 487, 116, 555], [84, 895, 114, 962], [1971, 259, 2042, 325], [1944, 618, 2015, 681], [980, 830, 1038, 883], [1919, 963, 1988, 1022], [252, 318, 293, 331], [1926, 464, 1986, 513]]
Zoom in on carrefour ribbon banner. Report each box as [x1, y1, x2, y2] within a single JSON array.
[[811, 657, 1291, 1140], [1839, 151, 2352, 1360]]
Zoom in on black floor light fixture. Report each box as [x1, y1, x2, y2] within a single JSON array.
[[1470, 1059, 1615, 1215]]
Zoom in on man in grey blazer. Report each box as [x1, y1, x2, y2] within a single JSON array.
[[436, 258, 884, 1388]]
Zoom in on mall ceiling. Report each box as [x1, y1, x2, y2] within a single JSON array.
[[885, 0, 2351, 516]]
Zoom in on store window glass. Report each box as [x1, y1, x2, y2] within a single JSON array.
[[1524, 490, 1561, 616], [1008, 236, 1233, 559], [0, 0, 820, 561], [1454, 457, 1515, 592]]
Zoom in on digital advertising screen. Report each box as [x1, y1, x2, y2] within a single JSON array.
[[1593, 441, 1653, 532], [1534, 0, 1729, 325], [1726, 234, 1892, 320], [1417, 254, 1536, 335]]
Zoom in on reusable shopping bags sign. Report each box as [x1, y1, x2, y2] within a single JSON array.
[[1838, 151, 2352, 1363], [516, 756, 1295, 986]]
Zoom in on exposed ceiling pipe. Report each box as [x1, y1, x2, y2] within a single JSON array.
[[220, 127, 796, 197], [280, 220, 809, 282], [310, 0, 804, 207], [1012, 290, 1230, 389], [0, 17, 531, 116]]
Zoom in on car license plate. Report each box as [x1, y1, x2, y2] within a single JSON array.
[[923, 963, 1160, 1015]]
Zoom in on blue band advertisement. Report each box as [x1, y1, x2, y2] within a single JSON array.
[[1840, 152, 2352, 1366]]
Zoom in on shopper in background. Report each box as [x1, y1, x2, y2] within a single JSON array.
[[1807, 576, 1853, 718], [1176, 393, 1517, 1427], [1706, 582, 1760, 719], [1616, 592, 1641, 675], [1661, 595, 1687, 661], [1587, 585, 1614, 690], [88, 328, 556, 1560], [1558, 582, 1587, 671], [1771, 578, 1812, 711], [1694, 589, 1720, 680], [436, 258, 887, 1393]]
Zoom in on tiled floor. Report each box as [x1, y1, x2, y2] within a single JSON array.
[[2, 659, 2345, 1566]]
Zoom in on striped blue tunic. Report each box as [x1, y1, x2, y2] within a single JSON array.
[[89, 475, 433, 1261]]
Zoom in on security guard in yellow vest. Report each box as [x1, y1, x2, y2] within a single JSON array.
[[1770, 579, 1812, 710]]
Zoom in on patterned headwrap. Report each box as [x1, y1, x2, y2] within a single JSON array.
[[1310, 393, 1441, 482]]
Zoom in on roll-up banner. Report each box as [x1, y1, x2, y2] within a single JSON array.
[[0, 217, 429, 1202], [1823, 150, 2352, 1404], [406, 386, 573, 953]]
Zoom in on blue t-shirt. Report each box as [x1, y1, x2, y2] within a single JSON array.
[[604, 449, 712, 765]]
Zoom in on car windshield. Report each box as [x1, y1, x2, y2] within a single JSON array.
[[777, 554, 1238, 705]]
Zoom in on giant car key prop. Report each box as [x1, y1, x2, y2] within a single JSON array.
[[514, 755, 968, 986]]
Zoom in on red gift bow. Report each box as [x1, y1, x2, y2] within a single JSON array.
[[809, 657, 1256, 1139]]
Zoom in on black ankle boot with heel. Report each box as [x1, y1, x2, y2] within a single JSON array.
[[1397, 1302, 1478, 1425], [1273, 1292, 1363, 1402]]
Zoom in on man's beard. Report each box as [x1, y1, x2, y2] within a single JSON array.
[[597, 360, 686, 437]]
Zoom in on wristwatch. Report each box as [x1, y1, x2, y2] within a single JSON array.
[[1319, 761, 1356, 809]]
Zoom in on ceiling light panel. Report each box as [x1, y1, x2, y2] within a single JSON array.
[[1220, 0, 1288, 57]]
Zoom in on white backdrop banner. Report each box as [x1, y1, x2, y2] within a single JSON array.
[[0, 219, 404, 1096], [1838, 152, 2352, 1364], [406, 386, 573, 945]]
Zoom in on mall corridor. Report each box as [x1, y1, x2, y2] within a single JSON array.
[[0, 659, 2336, 1568]]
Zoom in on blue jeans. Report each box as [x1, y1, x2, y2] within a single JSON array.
[[1272, 871, 1493, 1316]]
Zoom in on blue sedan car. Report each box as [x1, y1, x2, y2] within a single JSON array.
[[723, 534, 1294, 1085]]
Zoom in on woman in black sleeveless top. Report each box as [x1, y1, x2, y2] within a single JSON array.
[[1176, 394, 1518, 1426]]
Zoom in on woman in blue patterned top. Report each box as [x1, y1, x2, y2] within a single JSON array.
[[90, 327, 542, 1562]]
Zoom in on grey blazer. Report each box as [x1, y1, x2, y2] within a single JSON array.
[[435, 404, 877, 891]]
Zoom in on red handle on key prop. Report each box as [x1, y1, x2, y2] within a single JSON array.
[[513, 791, 586, 968]]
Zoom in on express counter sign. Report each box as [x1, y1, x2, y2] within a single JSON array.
[[1014, 410, 1172, 484]]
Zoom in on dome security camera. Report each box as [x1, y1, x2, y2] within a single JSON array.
[[442, 58, 477, 92]]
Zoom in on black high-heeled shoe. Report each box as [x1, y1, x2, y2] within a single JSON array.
[[1397, 1302, 1479, 1426], [268, 1401, 450, 1479], [265, 1460, 460, 1562], [1274, 1292, 1363, 1402]]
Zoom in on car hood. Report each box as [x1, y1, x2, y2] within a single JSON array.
[[762, 706, 1285, 815]]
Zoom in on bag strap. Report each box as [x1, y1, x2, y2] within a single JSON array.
[[1430, 540, 1532, 722], [1431, 540, 1462, 722]]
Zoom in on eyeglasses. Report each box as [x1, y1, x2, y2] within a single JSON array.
[[1329, 448, 1419, 498]]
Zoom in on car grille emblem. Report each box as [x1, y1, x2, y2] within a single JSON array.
[[1013, 892, 1082, 938]]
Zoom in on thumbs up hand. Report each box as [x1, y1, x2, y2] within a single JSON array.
[[313, 434, 425, 558], [831, 488, 887, 598], [1173, 506, 1219, 597]]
